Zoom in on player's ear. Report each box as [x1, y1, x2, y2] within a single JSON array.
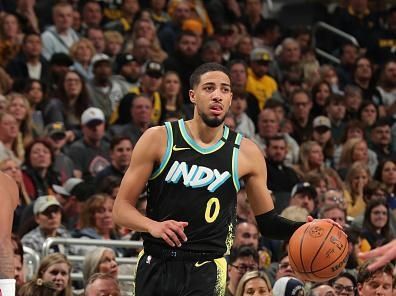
[[229, 92, 233, 107], [189, 90, 196, 104]]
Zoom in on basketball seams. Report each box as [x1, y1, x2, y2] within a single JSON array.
[[309, 224, 335, 273], [311, 236, 349, 274], [299, 223, 312, 273]]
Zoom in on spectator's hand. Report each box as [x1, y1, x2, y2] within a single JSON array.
[[65, 130, 75, 142], [358, 240, 396, 271], [148, 220, 188, 247]]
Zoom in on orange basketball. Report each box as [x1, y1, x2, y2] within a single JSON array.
[[288, 220, 349, 282]]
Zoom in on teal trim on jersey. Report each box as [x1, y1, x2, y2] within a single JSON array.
[[232, 133, 242, 191], [178, 119, 229, 154], [150, 122, 173, 180]]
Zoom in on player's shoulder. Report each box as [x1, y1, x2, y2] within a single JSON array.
[[0, 172, 18, 205], [239, 137, 263, 156], [133, 125, 168, 159]]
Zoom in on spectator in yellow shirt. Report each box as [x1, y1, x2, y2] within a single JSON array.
[[246, 48, 278, 109]]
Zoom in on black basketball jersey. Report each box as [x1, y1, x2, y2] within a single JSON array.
[[143, 119, 242, 255]]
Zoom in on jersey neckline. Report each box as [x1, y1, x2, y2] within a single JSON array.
[[178, 119, 229, 154]]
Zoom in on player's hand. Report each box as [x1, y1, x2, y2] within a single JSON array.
[[306, 216, 343, 230], [148, 220, 188, 247], [358, 239, 396, 271]]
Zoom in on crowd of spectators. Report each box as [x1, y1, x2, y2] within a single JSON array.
[[0, 0, 395, 295]]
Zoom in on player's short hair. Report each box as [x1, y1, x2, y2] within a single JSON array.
[[189, 63, 231, 89]]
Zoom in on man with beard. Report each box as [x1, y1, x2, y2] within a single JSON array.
[[112, 63, 322, 295]]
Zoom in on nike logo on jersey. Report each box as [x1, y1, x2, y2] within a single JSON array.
[[165, 161, 231, 192], [195, 260, 211, 267], [172, 145, 190, 151]]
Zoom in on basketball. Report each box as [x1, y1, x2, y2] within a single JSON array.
[[288, 220, 349, 282]]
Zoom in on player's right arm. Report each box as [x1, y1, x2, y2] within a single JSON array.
[[112, 126, 188, 247], [0, 172, 18, 278]]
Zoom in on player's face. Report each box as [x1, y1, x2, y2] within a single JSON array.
[[190, 71, 232, 128], [358, 272, 393, 296]]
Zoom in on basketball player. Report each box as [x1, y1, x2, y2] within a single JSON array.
[[113, 63, 307, 295], [0, 172, 19, 295]]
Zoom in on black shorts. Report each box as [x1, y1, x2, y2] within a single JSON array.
[[134, 251, 227, 296]]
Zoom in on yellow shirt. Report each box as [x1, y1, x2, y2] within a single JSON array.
[[246, 68, 278, 109], [344, 191, 366, 218]]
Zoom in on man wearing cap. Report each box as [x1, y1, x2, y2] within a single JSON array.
[[66, 107, 110, 179], [118, 61, 164, 125], [21, 195, 72, 254], [312, 115, 335, 166], [289, 182, 317, 214], [87, 54, 125, 121], [52, 178, 84, 230], [45, 122, 77, 182], [41, 2, 80, 60], [113, 53, 141, 91], [246, 47, 278, 109]]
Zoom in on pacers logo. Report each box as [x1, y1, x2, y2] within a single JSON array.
[[309, 226, 324, 238]]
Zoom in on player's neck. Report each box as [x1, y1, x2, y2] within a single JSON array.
[[186, 119, 224, 147]]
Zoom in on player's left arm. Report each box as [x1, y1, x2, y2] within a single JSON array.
[[239, 138, 304, 240]]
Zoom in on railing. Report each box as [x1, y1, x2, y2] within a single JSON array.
[[42, 238, 143, 257], [312, 21, 360, 64], [39, 238, 143, 281], [23, 246, 41, 281]]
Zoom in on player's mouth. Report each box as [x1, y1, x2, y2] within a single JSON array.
[[209, 104, 223, 116]]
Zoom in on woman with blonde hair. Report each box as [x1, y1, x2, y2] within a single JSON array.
[[0, 112, 23, 161], [338, 137, 377, 178], [69, 38, 96, 81], [293, 141, 344, 191], [235, 270, 272, 296], [34, 253, 73, 296], [344, 161, 371, 217], [104, 31, 124, 59], [6, 92, 39, 151]]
